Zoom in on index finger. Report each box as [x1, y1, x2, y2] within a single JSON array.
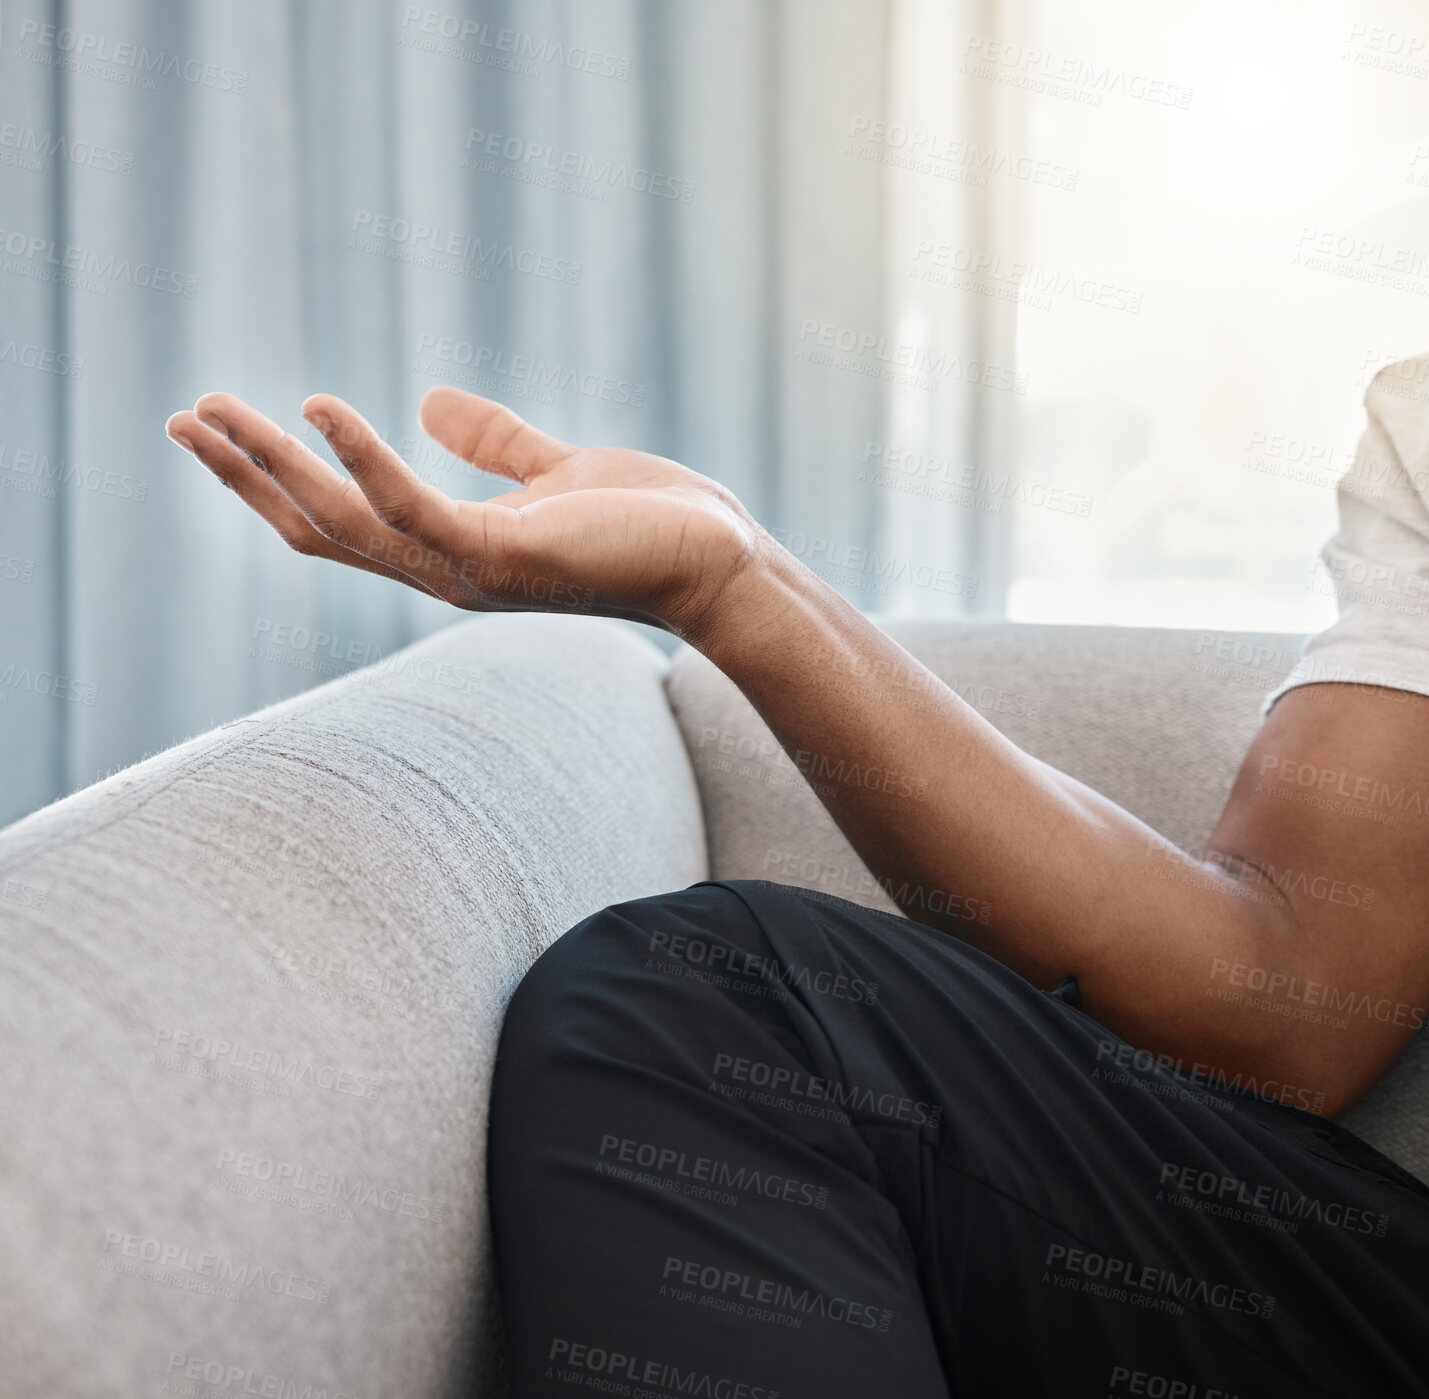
[[302, 393, 463, 548]]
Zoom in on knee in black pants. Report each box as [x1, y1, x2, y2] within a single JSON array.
[[492, 881, 766, 1073], [485, 883, 954, 1399]]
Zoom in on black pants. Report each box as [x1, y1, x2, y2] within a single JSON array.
[[487, 880, 1429, 1398]]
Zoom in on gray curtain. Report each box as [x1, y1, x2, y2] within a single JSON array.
[[0, 0, 994, 827]]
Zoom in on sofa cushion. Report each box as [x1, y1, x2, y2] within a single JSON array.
[[0, 613, 706, 1399], [664, 618, 1428, 1183]]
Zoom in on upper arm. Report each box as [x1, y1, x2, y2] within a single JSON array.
[[937, 683, 1429, 1118], [1198, 682, 1429, 1112]]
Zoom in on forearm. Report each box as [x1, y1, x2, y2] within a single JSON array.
[[688, 534, 1305, 1079]]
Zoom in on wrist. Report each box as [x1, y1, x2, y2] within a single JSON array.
[[673, 527, 818, 671]]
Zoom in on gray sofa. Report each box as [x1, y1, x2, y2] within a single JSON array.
[[1, 612, 1424, 1398]]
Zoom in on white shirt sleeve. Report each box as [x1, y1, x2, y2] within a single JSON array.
[[1260, 353, 1429, 718]]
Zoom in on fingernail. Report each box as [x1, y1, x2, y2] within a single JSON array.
[[168, 430, 195, 452], [304, 409, 332, 434], [199, 413, 231, 440]]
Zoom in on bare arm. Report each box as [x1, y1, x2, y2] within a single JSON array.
[[1201, 682, 1429, 1112], [694, 546, 1429, 1116], [166, 388, 1429, 1116]]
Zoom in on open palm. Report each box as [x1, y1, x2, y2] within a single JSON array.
[[165, 387, 763, 637]]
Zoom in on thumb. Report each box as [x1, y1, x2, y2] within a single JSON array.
[[418, 386, 573, 484]]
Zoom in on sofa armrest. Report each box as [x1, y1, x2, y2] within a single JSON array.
[[0, 613, 705, 1399]]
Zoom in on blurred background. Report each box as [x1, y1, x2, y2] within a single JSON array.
[[2, 0, 1428, 826]]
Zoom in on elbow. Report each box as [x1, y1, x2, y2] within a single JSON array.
[[1226, 1016, 1401, 1121]]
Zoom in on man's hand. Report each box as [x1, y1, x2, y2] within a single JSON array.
[[165, 387, 765, 642]]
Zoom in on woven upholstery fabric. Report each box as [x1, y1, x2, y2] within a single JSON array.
[[664, 617, 1428, 1183], [0, 613, 706, 1399]]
